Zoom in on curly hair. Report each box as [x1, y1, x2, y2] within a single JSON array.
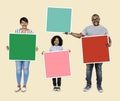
[[51, 35, 63, 46]]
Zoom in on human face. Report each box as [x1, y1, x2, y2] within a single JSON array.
[[92, 16, 100, 26], [54, 38, 59, 46], [20, 20, 28, 29]]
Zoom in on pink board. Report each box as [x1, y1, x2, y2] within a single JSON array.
[[44, 51, 71, 78]]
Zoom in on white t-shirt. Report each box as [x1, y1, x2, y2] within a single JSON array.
[[49, 46, 63, 52], [15, 29, 33, 34], [82, 25, 109, 36]]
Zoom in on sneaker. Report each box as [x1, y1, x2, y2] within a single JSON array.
[[83, 85, 91, 92], [53, 87, 57, 91], [97, 85, 103, 93], [15, 87, 21, 92], [21, 87, 27, 92], [56, 86, 61, 91]]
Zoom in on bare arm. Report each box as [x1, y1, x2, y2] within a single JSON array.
[[71, 32, 84, 38], [6, 46, 9, 50], [64, 32, 84, 38], [36, 46, 39, 51]]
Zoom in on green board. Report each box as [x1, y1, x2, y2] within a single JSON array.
[[9, 34, 36, 60]]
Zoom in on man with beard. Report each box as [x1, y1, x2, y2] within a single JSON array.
[[65, 14, 112, 93]]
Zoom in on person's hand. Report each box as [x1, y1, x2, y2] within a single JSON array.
[[64, 32, 69, 35], [36, 47, 39, 51], [68, 49, 71, 53], [6, 46, 9, 50], [41, 51, 45, 55], [64, 32, 71, 35], [107, 43, 111, 47], [66, 49, 71, 53]]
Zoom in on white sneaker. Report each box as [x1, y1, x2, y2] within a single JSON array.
[[98, 89, 103, 93], [53, 87, 57, 91], [97, 85, 103, 93], [83, 85, 91, 92], [15, 87, 21, 92], [21, 87, 27, 92], [56, 87, 61, 91]]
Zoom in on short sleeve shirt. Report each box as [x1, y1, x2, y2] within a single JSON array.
[[49, 46, 63, 52], [82, 25, 109, 36], [15, 29, 33, 34]]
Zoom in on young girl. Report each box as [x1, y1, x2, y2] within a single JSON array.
[[6, 17, 38, 92], [49, 35, 63, 91], [42, 35, 64, 91]]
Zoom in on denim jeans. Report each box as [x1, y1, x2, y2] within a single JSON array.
[[86, 63, 103, 86], [15, 61, 30, 85]]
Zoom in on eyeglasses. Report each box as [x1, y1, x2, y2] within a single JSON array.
[[92, 18, 100, 21]]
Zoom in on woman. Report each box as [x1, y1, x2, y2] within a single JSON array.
[[7, 17, 38, 92]]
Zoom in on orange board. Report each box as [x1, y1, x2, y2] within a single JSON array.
[[82, 35, 110, 63]]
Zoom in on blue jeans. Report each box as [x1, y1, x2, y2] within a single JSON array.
[[86, 63, 102, 86], [15, 61, 30, 85]]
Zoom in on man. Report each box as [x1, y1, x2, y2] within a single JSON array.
[[65, 14, 112, 93]]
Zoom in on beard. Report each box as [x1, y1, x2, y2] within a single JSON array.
[[93, 21, 99, 26]]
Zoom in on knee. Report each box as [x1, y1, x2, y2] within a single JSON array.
[[24, 68, 29, 74], [16, 68, 22, 74], [86, 67, 92, 72]]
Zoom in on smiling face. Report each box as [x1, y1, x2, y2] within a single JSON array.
[[54, 38, 59, 46], [20, 20, 28, 29], [92, 15, 100, 26]]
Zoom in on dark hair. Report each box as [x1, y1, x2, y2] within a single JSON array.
[[92, 14, 100, 19], [20, 17, 28, 23], [92, 14, 99, 17], [51, 35, 63, 46]]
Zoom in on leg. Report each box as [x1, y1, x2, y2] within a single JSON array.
[[57, 77, 61, 91], [84, 64, 94, 92], [52, 78, 58, 91], [23, 61, 30, 86], [57, 78, 61, 87], [15, 61, 22, 86], [95, 63, 103, 93], [95, 63, 102, 86], [52, 78, 57, 87], [15, 61, 22, 92], [86, 64, 94, 86]]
